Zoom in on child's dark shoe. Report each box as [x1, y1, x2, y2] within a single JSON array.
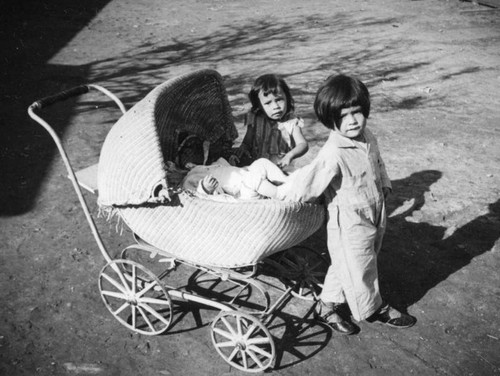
[[366, 303, 416, 328], [314, 301, 357, 335]]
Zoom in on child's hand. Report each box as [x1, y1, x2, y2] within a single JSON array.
[[235, 147, 251, 159], [277, 154, 292, 168], [228, 154, 239, 166], [202, 175, 218, 194]]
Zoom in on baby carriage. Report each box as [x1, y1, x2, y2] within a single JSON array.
[[28, 69, 326, 373]]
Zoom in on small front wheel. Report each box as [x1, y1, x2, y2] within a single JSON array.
[[210, 311, 275, 373], [98, 259, 173, 335]]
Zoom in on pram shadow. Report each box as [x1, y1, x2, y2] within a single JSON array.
[[163, 297, 333, 371], [153, 267, 332, 370], [264, 302, 333, 371]]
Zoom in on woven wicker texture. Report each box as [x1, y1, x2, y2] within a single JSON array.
[[119, 193, 325, 268], [97, 69, 325, 267], [98, 69, 237, 207]]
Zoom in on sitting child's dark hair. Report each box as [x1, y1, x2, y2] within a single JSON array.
[[314, 74, 370, 130], [248, 74, 295, 115]]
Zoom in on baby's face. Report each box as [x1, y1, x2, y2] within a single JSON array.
[[258, 87, 287, 121]]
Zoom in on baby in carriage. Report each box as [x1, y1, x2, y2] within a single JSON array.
[[176, 131, 290, 200], [182, 157, 288, 200]]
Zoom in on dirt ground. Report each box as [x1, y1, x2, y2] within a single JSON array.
[[1, 0, 500, 375]]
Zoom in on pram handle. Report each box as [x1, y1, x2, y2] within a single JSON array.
[[29, 84, 127, 114], [28, 84, 127, 265], [30, 85, 90, 109]]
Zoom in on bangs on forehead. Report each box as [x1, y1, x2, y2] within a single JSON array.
[[337, 84, 361, 107], [340, 97, 361, 109], [261, 84, 281, 97]]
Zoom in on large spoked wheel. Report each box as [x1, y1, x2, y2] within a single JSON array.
[[211, 311, 275, 373], [98, 259, 173, 335], [270, 246, 328, 301]]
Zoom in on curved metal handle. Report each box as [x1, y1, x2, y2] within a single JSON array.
[[29, 85, 90, 110], [27, 84, 126, 264]]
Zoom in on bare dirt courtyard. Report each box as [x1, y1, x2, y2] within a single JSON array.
[[1, 0, 500, 375]]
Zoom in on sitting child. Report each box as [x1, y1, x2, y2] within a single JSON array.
[[182, 157, 288, 200]]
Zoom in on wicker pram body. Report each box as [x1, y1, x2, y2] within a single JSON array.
[[97, 69, 325, 268]]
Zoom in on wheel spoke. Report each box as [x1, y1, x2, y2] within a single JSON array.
[[214, 340, 235, 349], [112, 265, 132, 294], [101, 289, 128, 300], [112, 302, 130, 316], [220, 316, 238, 337], [139, 302, 171, 326], [227, 347, 239, 362], [247, 337, 272, 346], [101, 272, 128, 295], [240, 349, 248, 369], [131, 304, 136, 327], [132, 265, 137, 294], [243, 323, 257, 341], [236, 316, 244, 337], [137, 305, 155, 331], [137, 280, 161, 299], [213, 327, 234, 340], [309, 259, 324, 270], [248, 344, 272, 359], [281, 256, 299, 269], [297, 285, 305, 296], [140, 296, 171, 306], [309, 273, 326, 282], [312, 290, 321, 300], [246, 348, 265, 368]]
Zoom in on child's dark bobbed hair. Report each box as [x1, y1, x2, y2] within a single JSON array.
[[314, 74, 370, 130], [248, 74, 295, 115]]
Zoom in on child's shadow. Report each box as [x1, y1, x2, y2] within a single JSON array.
[[379, 170, 500, 309]]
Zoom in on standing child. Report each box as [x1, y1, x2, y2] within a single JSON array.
[[231, 74, 308, 169], [277, 74, 416, 334]]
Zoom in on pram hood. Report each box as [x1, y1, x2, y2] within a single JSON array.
[[97, 69, 237, 207]]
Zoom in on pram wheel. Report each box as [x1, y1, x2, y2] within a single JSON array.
[[267, 246, 328, 301], [98, 259, 173, 335], [210, 311, 275, 373]]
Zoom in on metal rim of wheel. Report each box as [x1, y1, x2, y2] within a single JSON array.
[[98, 259, 173, 335], [210, 311, 275, 373], [275, 247, 327, 301]]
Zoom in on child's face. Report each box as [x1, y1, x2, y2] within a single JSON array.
[[336, 106, 366, 139], [258, 87, 287, 120]]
